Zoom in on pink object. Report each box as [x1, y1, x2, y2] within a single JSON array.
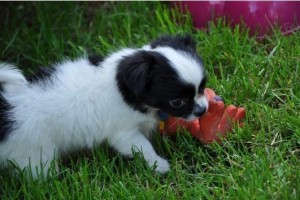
[[171, 1, 300, 36]]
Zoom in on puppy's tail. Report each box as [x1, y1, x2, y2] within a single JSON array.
[[0, 63, 28, 91]]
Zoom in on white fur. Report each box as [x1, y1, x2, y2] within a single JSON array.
[[0, 45, 206, 178], [0, 49, 170, 177], [0, 63, 27, 85], [0, 63, 28, 93], [153, 47, 204, 91]]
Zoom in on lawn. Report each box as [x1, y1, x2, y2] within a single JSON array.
[[0, 2, 299, 199]]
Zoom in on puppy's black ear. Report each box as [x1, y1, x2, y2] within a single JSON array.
[[150, 34, 197, 51], [117, 51, 159, 98], [179, 35, 197, 51]]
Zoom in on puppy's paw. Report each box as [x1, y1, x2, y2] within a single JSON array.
[[149, 156, 170, 174]]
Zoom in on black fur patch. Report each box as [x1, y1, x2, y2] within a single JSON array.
[[117, 50, 156, 113], [150, 34, 203, 63], [88, 54, 103, 67], [27, 66, 56, 83], [116, 50, 196, 118], [150, 35, 196, 51], [198, 76, 207, 94], [0, 94, 14, 142]]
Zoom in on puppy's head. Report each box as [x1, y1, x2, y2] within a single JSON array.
[[117, 35, 207, 121]]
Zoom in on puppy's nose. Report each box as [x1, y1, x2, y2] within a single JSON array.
[[193, 104, 206, 117]]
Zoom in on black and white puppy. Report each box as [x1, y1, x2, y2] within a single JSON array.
[[0, 35, 207, 177]]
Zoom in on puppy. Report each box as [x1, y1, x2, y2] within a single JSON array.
[[0, 35, 207, 177]]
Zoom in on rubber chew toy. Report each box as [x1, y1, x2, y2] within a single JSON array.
[[159, 88, 246, 144]]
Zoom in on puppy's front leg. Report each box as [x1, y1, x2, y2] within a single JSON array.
[[108, 131, 170, 174]]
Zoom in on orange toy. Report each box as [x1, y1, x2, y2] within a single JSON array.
[[159, 88, 246, 144]]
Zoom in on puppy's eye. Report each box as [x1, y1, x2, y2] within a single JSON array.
[[169, 99, 186, 108]]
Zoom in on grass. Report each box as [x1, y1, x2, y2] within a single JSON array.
[[0, 1, 299, 199]]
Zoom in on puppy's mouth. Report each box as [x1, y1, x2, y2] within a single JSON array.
[[183, 115, 199, 122], [158, 112, 206, 122], [181, 113, 204, 122], [156, 107, 208, 121], [182, 108, 208, 121]]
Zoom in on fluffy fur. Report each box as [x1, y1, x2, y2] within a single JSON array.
[[0, 35, 207, 177]]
